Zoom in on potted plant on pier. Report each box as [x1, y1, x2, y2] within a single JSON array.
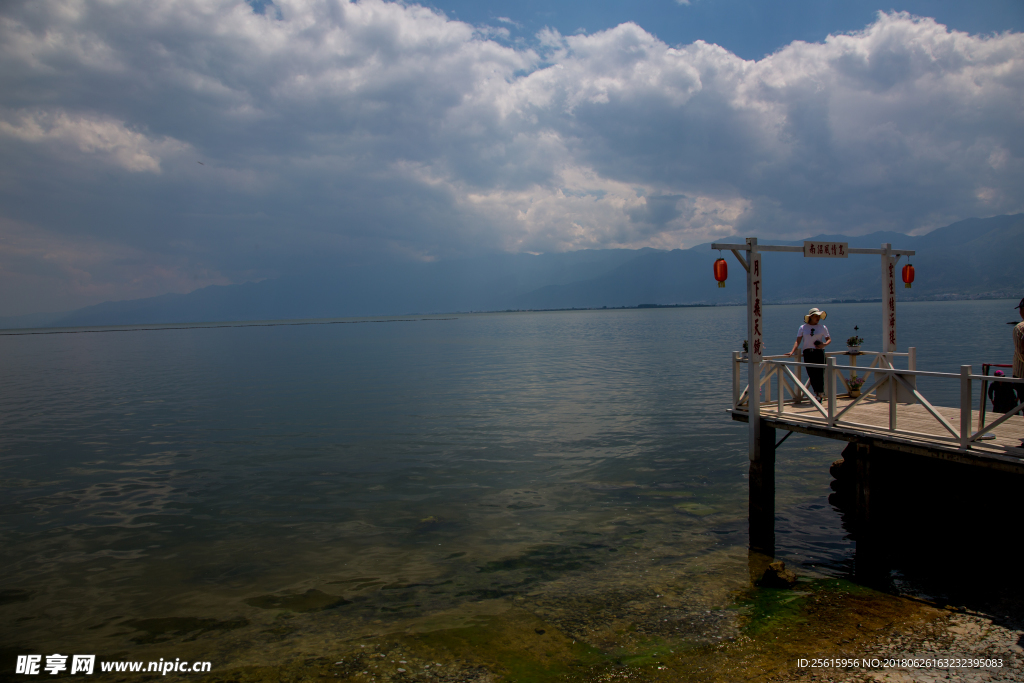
[[846, 334, 864, 354], [741, 340, 749, 360], [848, 375, 866, 398]]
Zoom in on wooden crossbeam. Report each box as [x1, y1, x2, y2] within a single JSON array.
[[893, 373, 959, 439]]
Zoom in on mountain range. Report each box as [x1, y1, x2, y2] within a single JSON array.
[[4, 214, 1022, 329]]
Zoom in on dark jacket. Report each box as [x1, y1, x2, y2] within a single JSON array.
[[989, 380, 1018, 413]]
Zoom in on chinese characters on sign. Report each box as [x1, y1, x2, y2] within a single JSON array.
[[802, 241, 849, 258], [15, 654, 211, 676], [751, 253, 763, 360]]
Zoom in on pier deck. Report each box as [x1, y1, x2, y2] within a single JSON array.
[[731, 395, 1024, 473]]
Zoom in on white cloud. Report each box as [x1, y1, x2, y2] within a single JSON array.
[[0, 2, 1022, 312], [0, 109, 188, 172]]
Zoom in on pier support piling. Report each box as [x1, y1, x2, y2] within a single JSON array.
[[749, 421, 776, 556], [851, 442, 889, 583], [852, 443, 873, 532]]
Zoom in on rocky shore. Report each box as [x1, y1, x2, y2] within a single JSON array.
[[778, 609, 1024, 683]]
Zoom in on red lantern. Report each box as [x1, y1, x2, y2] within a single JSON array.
[[902, 263, 914, 289], [714, 258, 728, 288]]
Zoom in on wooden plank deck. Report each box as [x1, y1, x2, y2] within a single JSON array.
[[730, 395, 1024, 473]]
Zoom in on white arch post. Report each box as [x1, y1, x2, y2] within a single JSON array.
[[712, 238, 914, 562]]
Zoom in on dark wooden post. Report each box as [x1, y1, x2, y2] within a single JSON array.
[[852, 442, 885, 583], [854, 443, 872, 531], [749, 421, 776, 555]]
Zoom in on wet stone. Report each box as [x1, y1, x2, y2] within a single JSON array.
[[760, 561, 799, 589]]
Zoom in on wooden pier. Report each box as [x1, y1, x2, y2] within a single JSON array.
[[730, 350, 1024, 473], [730, 349, 1024, 570], [710, 238, 1024, 566], [732, 395, 1024, 469]]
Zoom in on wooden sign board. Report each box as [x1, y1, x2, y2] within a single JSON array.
[[803, 241, 848, 258], [750, 252, 763, 360], [883, 256, 896, 352]]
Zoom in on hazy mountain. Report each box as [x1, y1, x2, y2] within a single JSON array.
[[517, 215, 1024, 310], [4, 214, 1021, 329]]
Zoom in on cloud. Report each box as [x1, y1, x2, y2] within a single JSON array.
[[0, 2, 1021, 313], [0, 109, 188, 172], [0, 216, 233, 315]]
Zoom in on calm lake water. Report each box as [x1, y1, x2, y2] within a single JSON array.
[[1, 300, 1019, 679]]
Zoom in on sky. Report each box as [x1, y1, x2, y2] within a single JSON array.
[[0, 0, 1022, 316]]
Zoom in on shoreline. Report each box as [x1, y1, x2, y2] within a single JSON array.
[[70, 571, 1023, 683], [3, 296, 1020, 333]]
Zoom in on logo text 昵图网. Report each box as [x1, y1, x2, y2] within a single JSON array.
[[16, 655, 212, 676]]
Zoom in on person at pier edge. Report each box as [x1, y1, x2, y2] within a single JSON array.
[[988, 371, 1018, 414], [789, 308, 831, 403]]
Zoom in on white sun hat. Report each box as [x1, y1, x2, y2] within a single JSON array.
[[804, 307, 827, 323]]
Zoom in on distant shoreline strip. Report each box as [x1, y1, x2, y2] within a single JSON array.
[[0, 318, 458, 336]]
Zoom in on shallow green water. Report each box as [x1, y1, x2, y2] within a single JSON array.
[[1, 301, 1018, 678]]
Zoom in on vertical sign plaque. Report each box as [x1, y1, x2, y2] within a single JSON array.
[[881, 244, 897, 353], [745, 237, 762, 464], [750, 253, 763, 361]]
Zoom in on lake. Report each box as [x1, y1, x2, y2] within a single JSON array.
[[1, 300, 1020, 680]]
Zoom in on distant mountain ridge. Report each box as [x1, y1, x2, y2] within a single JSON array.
[[5, 214, 1022, 329]]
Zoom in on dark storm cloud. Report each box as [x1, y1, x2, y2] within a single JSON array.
[[0, 1, 1021, 314]]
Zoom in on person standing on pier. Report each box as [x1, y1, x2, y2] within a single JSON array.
[[988, 371, 1018, 414], [789, 308, 831, 402]]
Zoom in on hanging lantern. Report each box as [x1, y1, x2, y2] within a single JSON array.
[[714, 258, 728, 288], [902, 263, 914, 289]]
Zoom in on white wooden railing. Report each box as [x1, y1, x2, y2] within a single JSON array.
[[731, 348, 1024, 450]]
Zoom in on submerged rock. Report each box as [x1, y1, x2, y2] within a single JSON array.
[[760, 561, 798, 589], [244, 589, 351, 612], [829, 458, 847, 480]]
